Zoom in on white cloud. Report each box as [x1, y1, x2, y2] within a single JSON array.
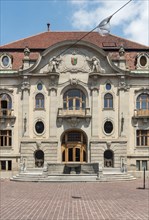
[[69, 0, 149, 46]]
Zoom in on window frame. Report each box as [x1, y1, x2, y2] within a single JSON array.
[[136, 130, 149, 146], [136, 94, 149, 110], [0, 93, 12, 116], [63, 89, 86, 110], [0, 130, 12, 147], [35, 93, 45, 109], [104, 93, 113, 109]]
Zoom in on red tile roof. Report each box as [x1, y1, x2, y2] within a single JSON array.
[[0, 31, 148, 70], [0, 31, 148, 49]]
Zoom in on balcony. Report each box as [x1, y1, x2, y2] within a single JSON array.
[[0, 109, 16, 124], [132, 109, 149, 124], [57, 107, 91, 127], [133, 109, 149, 117]]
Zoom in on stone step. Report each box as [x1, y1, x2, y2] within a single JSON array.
[[11, 172, 136, 182], [11, 174, 97, 182]]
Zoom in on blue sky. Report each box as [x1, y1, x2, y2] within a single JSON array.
[[0, 0, 149, 46]]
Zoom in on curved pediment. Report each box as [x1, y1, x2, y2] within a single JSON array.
[[20, 40, 127, 75]]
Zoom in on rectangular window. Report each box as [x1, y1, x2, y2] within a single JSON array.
[[142, 161, 147, 170], [0, 130, 12, 147], [1, 161, 6, 170], [136, 160, 140, 171], [0, 160, 12, 171], [136, 130, 149, 146], [8, 160, 12, 170]]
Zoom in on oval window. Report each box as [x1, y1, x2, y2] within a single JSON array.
[[104, 121, 113, 134], [35, 121, 44, 134], [37, 83, 43, 91], [140, 56, 147, 67], [2, 56, 10, 67], [106, 83, 111, 90]]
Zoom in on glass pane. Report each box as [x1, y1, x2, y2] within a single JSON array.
[[104, 121, 113, 134], [109, 99, 113, 108], [142, 161, 147, 170], [76, 99, 80, 110], [67, 132, 81, 142], [8, 161, 12, 170], [41, 99, 44, 108], [63, 102, 67, 109], [1, 161, 6, 170], [142, 102, 147, 109], [140, 56, 147, 66], [68, 148, 73, 161], [68, 99, 73, 110], [83, 150, 86, 162], [36, 99, 39, 108], [62, 151, 65, 162], [2, 56, 9, 66], [136, 137, 140, 146], [104, 99, 108, 108], [9, 137, 12, 146], [136, 102, 140, 109], [82, 102, 85, 109], [35, 121, 44, 134], [37, 83, 43, 91], [136, 160, 140, 171], [106, 83, 111, 90], [75, 148, 80, 161], [1, 100, 7, 109]]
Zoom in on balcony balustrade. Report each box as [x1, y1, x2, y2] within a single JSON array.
[[134, 109, 149, 117], [132, 109, 149, 125], [0, 109, 14, 117], [0, 109, 16, 123], [57, 107, 91, 127], [58, 107, 91, 117]]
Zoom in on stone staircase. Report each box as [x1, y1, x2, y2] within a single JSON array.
[[10, 165, 136, 182], [99, 168, 136, 182]]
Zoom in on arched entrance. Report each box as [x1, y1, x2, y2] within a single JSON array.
[[34, 150, 44, 167], [104, 150, 114, 167], [61, 130, 87, 163]]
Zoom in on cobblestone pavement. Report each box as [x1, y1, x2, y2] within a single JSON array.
[[0, 179, 149, 220]]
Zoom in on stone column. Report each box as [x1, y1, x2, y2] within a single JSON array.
[[118, 76, 129, 137], [21, 77, 30, 137], [91, 87, 99, 138], [49, 88, 57, 138]]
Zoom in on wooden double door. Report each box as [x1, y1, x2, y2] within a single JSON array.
[[62, 144, 86, 162]]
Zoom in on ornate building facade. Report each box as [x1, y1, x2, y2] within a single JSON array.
[[0, 31, 149, 178]]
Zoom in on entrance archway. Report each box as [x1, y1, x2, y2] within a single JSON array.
[[61, 130, 87, 163], [34, 150, 44, 167], [104, 150, 114, 167]]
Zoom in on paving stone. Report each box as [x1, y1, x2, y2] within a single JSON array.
[[0, 179, 149, 220]]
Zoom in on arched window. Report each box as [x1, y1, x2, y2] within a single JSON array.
[[63, 89, 86, 110], [136, 94, 149, 110], [35, 93, 44, 109], [104, 93, 113, 108], [0, 93, 12, 116]]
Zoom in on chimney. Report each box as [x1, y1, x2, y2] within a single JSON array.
[[47, 23, 50, 31]]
